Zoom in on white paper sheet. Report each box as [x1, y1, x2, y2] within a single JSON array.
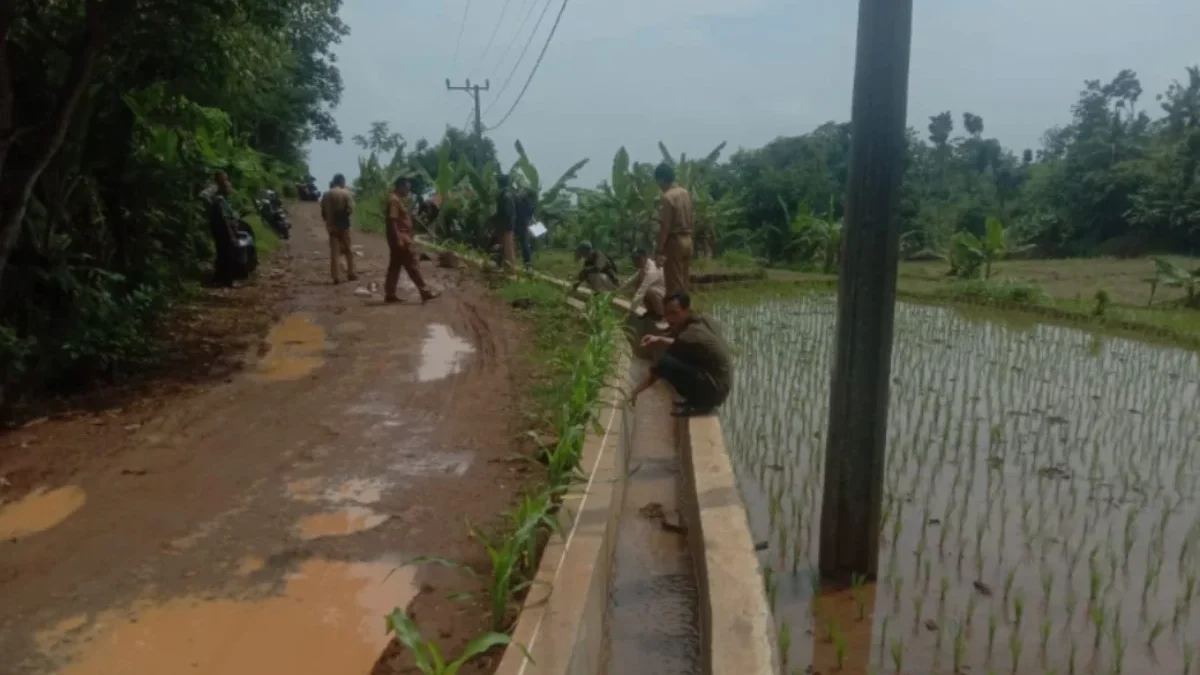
[[529, 222, 548, 238]]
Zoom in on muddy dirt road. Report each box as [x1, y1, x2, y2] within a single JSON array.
[[0, 204, 533, 675]]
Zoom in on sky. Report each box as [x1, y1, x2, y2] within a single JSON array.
[[307, 0, 1200, 188]]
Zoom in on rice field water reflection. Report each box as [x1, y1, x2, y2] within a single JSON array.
[[712, 293, 1200, 675]]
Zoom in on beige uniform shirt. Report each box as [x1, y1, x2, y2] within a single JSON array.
[[620, 259, 665, 311], [320, 187, 355, 231], [659, 185, 695, 237]]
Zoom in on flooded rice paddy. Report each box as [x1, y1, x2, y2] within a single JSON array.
[[712, 293, 1200, 675]]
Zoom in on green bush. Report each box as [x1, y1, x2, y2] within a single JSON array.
[[941, 279, 1047, 304]]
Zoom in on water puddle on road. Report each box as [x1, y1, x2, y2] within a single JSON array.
[[286, 477, 389, 505], [44, 559, 418, 675], [0, 485, 87, 540], [295, 506, 389, 540], [256, 313, 326, 382], [417, 324, 474, 382]]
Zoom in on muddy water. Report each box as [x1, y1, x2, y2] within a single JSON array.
[[256, 313, 327, 382], [605, 362, 702, 675], [295, 505, 390, 540], [0, 486, 87, 540], [417, 323, 474, 382], [40, 559, 418, 675], [714, 296, 1200, 674]]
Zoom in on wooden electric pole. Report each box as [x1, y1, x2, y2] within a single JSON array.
[[818, 0, 914, 580], [445, 78, 490, 139]]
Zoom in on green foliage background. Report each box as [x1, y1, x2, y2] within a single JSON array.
[[0, 0, 348, 408]]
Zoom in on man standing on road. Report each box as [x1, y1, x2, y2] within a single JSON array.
[[320, 173, 357, 284], [619, 249, 666, 320], [570, 241, 619, 293], [494, 174, 518, 271], [630, 290, 733, 418], [202, 171, 242, 287], [653, 163, 695, 295], [385, 176, 439, 304]]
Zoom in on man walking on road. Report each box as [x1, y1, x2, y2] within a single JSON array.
[[320, 173, 357, 284], [385, 176, 439, 304], [619, 249, 666, 320], [630, 290, 733, 418], [654, 163, 694, 295]]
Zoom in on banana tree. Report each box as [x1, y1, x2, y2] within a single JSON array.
[[1151, 257, 1200, 308], [509, 140, 588, 226], [959, 216, 1028, 279], [572, 147, 658, 256], [780, 195, 843, 273]]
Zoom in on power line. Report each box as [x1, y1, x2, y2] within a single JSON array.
[[485, 0, 542, 87], [450, 0, 473, 69], [485, 0, 570, 131], [471, 0, 515, 76], [483, 0, 555, 117]]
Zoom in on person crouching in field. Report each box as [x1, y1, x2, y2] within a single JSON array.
[[570, 241, 619, 294], [618, 248, 666, 321], [630, 291, 733, 418]]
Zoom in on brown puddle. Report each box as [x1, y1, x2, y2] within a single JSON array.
[[0, 485, 87, 540], [417, 323, 474, 382], [44, 559, 418, 675], [296, 506, 389, 540], [256, 313, 326, 382]]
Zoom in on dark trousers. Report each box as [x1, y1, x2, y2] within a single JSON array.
[[517, 228, 533, 267], [385, 231, 430, 299], [653, 354, 723, 409]]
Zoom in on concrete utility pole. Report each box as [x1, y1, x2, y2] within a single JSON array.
[[818, 0, 914, 580], [445, 78, 490, 139]]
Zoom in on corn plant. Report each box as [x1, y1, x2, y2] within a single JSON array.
[[386, 609, 514, 675]]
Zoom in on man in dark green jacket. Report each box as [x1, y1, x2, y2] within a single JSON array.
[[631, 290, 734, 417], [571, 241, 619, 293]]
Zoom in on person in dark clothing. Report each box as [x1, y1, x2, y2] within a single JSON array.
[[515, 189, 536, 271], [631, 290, 734, 417], [494, 174, 518, 270], [570, 241, 619, 293], [203, 171, 241, 287]]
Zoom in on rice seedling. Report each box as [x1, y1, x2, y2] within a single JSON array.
[[711, 292, 1200, 675], [778, 620, 791, 669], [953, 622, 967, 673], [1010, 633, 1024, 674]]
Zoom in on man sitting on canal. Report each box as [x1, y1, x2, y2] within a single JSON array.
[[630, 290, 734, 417], [570, 241, 620, 293]]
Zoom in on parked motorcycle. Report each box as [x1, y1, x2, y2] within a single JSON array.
[[297, 177, 321, 202], [256, 189, 291, 239]]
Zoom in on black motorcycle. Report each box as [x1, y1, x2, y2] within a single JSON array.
[[297, 178, 321, 202], [256, 189, 291, 240]]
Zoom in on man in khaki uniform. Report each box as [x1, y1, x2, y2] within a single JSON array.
[[320, 173, 357, 284], [384, 176, 439, 303], [654, 162, 694, 295]]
